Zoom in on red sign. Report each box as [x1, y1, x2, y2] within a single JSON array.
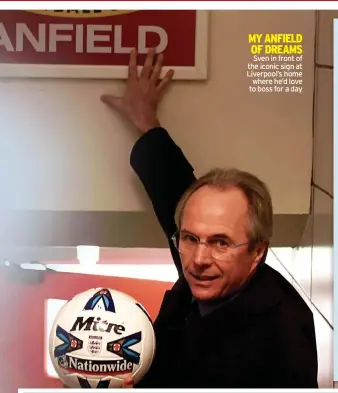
[[0, 10, 208, 79]]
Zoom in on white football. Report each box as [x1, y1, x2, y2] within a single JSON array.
[[49, 287, 156, 388]]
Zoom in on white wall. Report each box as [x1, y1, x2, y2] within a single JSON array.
[[0, 10, 315, 213]]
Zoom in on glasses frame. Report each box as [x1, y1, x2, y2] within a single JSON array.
[[171, 230, 249, 260]]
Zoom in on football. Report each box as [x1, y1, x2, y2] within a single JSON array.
[[49, 287, 156, 388]]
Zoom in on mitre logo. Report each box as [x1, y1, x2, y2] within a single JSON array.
[[70, 316, 125, 335]]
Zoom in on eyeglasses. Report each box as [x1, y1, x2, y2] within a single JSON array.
[[171, 230, 249, 261]]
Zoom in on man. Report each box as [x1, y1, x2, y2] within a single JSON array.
[[101, 49, 318, 388]]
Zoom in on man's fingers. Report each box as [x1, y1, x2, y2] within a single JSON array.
[[122, 376, 134, 388], [100, 94, 123, 110], [157, 69, 175, 91], [128, 48, 138, 79], [150, 53, 164, 82], [140, 48, 155, 79]]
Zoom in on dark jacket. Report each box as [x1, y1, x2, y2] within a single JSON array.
[[130, 127, 318, 388]]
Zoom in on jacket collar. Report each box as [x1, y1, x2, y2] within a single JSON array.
[[214, 263, 283, 316], [161, 263, 283, 322]]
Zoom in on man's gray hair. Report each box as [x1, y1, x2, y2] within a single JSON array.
[[175, 168, 273, 250]]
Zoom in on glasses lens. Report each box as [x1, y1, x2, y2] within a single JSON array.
[[210, 248, 228, 260], [173, 231, 195, 253], [173, 231, 231, 260]]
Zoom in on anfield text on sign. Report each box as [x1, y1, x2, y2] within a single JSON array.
[[0, 22, 168, 54]]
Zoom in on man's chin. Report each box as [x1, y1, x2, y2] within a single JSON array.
[[190, 285, 218, 301]]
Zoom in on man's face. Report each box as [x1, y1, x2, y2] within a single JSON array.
[[179, 185, 265, 301]]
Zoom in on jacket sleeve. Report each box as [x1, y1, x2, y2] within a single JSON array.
[[130, 127, 196, 273]]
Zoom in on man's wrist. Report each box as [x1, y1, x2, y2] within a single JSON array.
[[138, 119, 161, 134]]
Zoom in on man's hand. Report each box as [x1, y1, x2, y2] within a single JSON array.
[[122, 376, 134, 388], [101, 48, 174, 134]]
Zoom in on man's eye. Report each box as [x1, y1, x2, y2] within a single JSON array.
[[210, 239, 229, 248], [182, 234, 198, 243]]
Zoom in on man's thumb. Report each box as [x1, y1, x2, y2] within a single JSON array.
[[122, 376, 134, 388], [100, 94, 122, 109]]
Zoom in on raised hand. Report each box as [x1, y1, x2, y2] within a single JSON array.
[[101, 48, 174, 134]]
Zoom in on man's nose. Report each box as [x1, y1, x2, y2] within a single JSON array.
[[193, 243, 212, 266]]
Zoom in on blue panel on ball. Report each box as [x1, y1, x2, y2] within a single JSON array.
[[83, 289, 116, 313]]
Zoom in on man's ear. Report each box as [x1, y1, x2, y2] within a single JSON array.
[[253, 243, 268, 265]]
